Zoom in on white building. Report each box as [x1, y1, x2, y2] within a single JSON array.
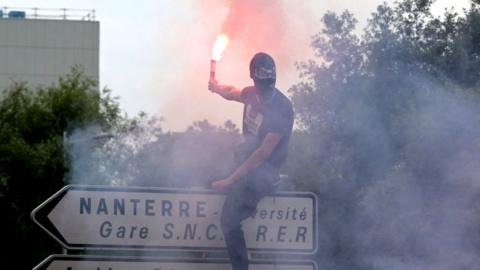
[[0, 7, 99, 90]]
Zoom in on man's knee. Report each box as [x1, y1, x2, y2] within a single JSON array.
[[221, 212, 239, 235]]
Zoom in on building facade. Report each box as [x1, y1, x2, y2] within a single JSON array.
[[0, 8, 99, 90]]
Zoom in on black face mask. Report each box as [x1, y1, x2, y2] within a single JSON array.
[[254, 78, 275, 91]]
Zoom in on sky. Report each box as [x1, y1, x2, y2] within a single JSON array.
[[2, 0, 472, 131]]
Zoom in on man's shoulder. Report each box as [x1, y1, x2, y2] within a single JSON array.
[[241, 86, 256, 102], [273, 89, 293, 113]]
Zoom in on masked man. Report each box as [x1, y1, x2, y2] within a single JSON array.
[[208, 52, 294, 270]]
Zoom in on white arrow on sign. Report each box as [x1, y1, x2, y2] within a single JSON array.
[[34, 255, 318, 270], [31, 185, 318, 254]]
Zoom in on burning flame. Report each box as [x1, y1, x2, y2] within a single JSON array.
[[211, 33, 229, 61]]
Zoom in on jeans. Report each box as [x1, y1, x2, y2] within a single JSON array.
[[220, 174, 274, 270]]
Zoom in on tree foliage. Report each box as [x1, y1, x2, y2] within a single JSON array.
[[0, 67, 124, 269], [288, 1, 480, 269]]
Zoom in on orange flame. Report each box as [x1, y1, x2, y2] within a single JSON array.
[[211, 33, 229, 61]]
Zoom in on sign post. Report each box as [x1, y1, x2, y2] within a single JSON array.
[[32, 185, 318, 270], [32, 185, 318, 254]]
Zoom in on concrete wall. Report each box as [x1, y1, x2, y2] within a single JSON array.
[[0, 19, 99, 90]]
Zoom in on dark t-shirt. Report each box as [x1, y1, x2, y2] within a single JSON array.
[[235, 86, 294, 182]]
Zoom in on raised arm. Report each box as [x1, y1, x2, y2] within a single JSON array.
[[208, 81, 244, 103]]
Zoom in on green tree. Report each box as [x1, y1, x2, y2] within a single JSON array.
[[0, 67, 124, 269], [288, 1, 480, 269]]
